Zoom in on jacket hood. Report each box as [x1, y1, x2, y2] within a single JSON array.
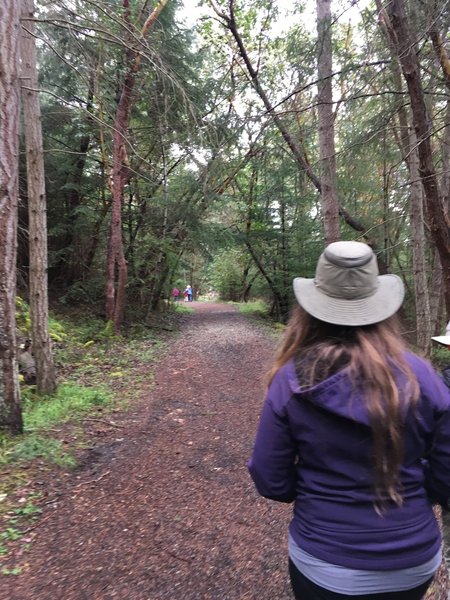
[[284, 359, 373, 427]]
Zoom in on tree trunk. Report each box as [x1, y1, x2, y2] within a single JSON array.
[[429, 248, 443, 333], [407, 129, 431, 353], [21, 0, 56, 395], [316, 0, 340, 243], [241, 162, 257, 301], [241, 234, 289, 322], [442, 103, 450, 215], [0, 0, 23, 433], [279, 197, 290, 295], [105, 0, 169, 331], [381, 15, 433, 353], [382, 0, 450, 314], [106, 79, 131, 328]]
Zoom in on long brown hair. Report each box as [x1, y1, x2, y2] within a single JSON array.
[[270, 305, 420, 506]]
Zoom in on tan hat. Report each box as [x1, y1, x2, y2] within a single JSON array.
[[293, 241, 404, 326]]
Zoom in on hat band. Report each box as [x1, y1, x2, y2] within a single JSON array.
[[314, 279, 378, 300]]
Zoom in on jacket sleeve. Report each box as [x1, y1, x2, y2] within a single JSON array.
[[420, 364, 450, 511], [248, 368, 298, 503]]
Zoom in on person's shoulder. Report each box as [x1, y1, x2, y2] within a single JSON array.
[[270, 360, 301, 395], [271, 360, 296, 383], [266, 361, 298, 414]]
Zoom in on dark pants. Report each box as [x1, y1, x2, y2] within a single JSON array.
[[289, 559, 433, 600]]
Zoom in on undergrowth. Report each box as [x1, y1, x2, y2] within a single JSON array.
[[237, 299, 269, 317], [236, 300, 285, 334], [23, 384, 111, 432], [2, 306, 167, 472], [173, 303, 194, 314], [0, 302, 175, 568], [431, 344, 450, 369]]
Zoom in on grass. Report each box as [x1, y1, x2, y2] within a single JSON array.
[[23, 384, 111, 432], [0, 382, 110, 471], [430, 344, 450, 369], [173, 303, 194, 314], [237, 299, 269, 317], [237, 300, 286, 329], [6, 436, 77, 469], [0, 378, 107, 567], [0, 489, 43, 575]]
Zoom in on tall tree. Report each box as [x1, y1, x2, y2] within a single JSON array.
[[408, 129, 432, 352], [378, 0, 450, 313], [384, 31, 432, 352], [0, 0, 23, 433], [21, 0, 56, 395], [106, 0, 169, 330], [316, 0, 340, 243]]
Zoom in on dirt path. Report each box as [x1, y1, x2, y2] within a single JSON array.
[[1, 303, 293, 600]]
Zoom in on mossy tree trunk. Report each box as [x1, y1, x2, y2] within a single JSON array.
[[0, 0, 23, 433], [21, 0, 56, 395]]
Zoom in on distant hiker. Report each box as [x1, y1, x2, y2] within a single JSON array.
[[249, 241, 450, 600], [172, 287, 180, 302], [184, 285, 193, 302]]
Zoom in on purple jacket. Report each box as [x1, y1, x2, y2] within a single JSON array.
[[248, 352, 450, 570]]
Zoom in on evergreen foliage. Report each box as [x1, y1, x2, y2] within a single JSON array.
[[13, 0, 450, 332]]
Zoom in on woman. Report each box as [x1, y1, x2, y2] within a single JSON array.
[[249, 241, 450, 600]]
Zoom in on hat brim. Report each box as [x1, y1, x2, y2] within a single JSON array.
[[293, 274, 404, 326], [431, 335, 450, 347]]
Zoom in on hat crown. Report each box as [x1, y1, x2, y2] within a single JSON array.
[[315, 241, 379, 300]]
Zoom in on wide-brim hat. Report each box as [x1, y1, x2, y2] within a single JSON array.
[[293, 241, 404, 326]]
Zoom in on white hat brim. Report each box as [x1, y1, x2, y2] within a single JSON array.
[[431, 335, 450, 346], [293, 274, 404, 326]]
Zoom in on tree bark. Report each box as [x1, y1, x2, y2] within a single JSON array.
[[21, 0, 56, 395], [407, 128, 431, 353], [316, 0, 340, 243], [385, 33, 432, 354], [0, 0, 23, 433], [429, 248, 443, 333]]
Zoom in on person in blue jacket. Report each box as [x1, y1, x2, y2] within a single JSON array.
[[249, 241, 450, 600]]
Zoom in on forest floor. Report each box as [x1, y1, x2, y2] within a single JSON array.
[[0, 302, 449, 600]]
